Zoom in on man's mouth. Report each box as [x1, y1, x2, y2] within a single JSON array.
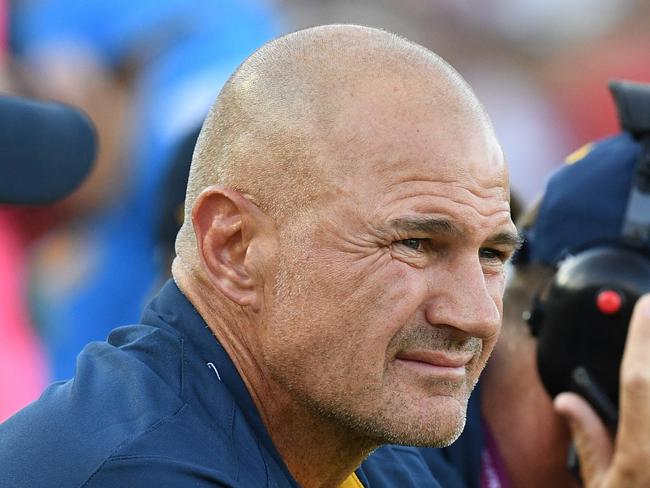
[[394, 350, 474, 377]]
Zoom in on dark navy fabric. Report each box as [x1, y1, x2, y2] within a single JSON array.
[[1, 279, 454, 487], [522, 133, 640, 265], [0, 280, 300, 487], [357, 445, 444, 488]]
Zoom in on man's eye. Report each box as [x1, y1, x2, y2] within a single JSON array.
[[479, 248, 506, 262], [397, 239, 423, 251]]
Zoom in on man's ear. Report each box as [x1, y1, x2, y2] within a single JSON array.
[[192, 186, 269, 312]]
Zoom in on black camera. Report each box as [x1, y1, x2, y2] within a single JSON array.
[[531, 244, 650, 427]]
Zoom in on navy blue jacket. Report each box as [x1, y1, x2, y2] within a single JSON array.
[[0, 280, 454, 487], [1, 280, 302, 487]]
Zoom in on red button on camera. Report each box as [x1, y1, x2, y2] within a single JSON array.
[[596, 290, 622, 315]]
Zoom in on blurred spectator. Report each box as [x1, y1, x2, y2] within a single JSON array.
[[440, 0, 635, 54], [11, 0, 281, 381], [0, 0, 49, 422]]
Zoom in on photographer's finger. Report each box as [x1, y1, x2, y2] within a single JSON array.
[[613, 295, 650, 476], [554, 392, 612, 486]]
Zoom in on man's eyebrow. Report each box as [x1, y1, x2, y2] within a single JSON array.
[[385, 217, 523, 250], [386, 217, 464, 237], [484, 231, 524, 251]]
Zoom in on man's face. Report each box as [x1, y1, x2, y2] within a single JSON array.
[[262, 78, 518, 447]]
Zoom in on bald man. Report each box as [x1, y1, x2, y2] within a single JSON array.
[[0, 25, 519, 487]]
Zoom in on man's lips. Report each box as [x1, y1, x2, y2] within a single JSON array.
[[394, 350, 474, 376]]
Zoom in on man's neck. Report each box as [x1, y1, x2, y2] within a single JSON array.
[[260, 397, 374, 488], [175, 270, 372, 488]]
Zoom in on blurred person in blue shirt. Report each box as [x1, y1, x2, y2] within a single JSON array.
[[11, 0, 281, 382]]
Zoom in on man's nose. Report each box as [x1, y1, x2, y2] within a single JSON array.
[[424, 255, 501, 338]]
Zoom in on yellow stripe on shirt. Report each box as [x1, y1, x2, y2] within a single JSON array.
[[339, 472, 364, 488]]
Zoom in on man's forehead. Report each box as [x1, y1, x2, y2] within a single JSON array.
[[322, 139, 508, 205], [307, 64, 509, 214], [325, 94, 505, 186]]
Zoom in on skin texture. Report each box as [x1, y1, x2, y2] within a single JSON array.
[[173, 25, 519, 488]]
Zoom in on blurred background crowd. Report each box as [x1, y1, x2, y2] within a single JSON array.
[[0, 0, 648, 422]]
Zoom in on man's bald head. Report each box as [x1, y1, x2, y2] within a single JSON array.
[[175, 24, 493, 272]]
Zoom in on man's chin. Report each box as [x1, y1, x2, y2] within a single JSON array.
[[395, 413, 467, 448], [360, 396, 469, 448]]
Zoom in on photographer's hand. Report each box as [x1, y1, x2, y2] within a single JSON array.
[[554, 294, 650, 487]]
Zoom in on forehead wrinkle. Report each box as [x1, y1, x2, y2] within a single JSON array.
[[384, 189, 510, 221], [443, 196, 511, 220], [386, 177, 508, 199]]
